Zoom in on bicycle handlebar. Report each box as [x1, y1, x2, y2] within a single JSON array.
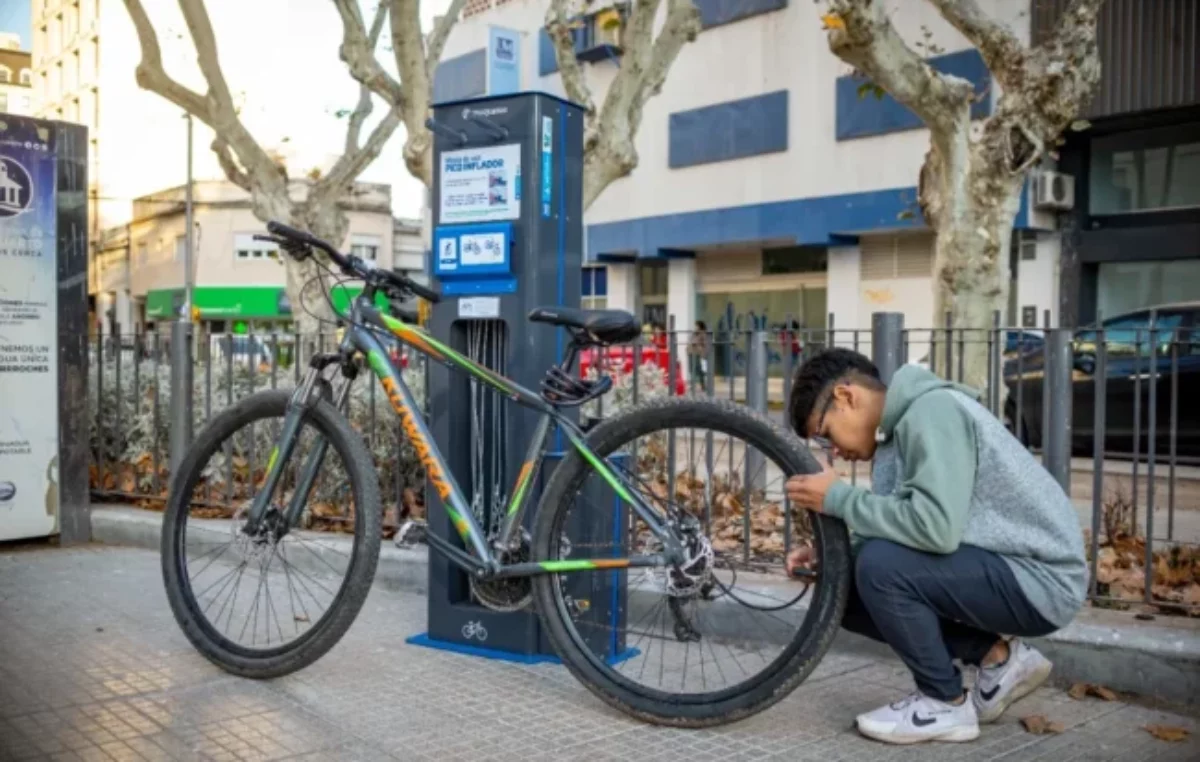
[[258, 221, 441, 305]]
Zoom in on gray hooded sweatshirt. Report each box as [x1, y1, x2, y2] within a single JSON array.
[[822, 364, 1088, 628]]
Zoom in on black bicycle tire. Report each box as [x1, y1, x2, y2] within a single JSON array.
[[161, 389, 382, 679], [531, 397, 852, 727]]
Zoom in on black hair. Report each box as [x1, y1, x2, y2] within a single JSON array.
[[787, 348, 884, 436], [695, 320, 707, 331]]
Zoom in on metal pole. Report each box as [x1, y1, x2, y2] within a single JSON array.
[[1043, 328, 1072, 494], [169, 113, 195, 476], [746, 329, 768, 492], [871, 312, 905, 384]]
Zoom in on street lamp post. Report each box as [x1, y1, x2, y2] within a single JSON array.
[[169, 113, 195, 476]]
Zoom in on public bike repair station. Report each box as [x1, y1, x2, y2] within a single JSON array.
[[407, 91, 632, 663]]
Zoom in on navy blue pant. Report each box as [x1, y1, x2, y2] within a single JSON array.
[[844, 539, 1057, 702]]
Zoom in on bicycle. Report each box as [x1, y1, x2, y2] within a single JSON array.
[[162, 221, 852, 727]]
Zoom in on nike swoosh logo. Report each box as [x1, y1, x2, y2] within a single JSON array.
[[979, 684, 1002, 701], [912, 713, 938, 727]]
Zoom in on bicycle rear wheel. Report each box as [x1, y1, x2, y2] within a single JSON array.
[[532, 397, 851, 727], [161, 389, 381, 678]]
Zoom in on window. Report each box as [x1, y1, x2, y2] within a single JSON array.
[[137, 242, 148, 266], [350, 233, 381, 261], [582, 266, 607, 310], [762, 245, 828, 275], [0, 66, 10, 84], [639, 261, 668, 298], [20, 69, 31, 85], [1090, 125, 1200, 214], [0, 93, 6, 113], [233, 232, 278, 261], [175, 235, 186, 262]]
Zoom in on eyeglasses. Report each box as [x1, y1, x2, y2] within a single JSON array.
[[810, 392, 837, 466]]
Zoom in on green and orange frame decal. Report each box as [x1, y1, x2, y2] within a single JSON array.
[[325, 298, 672, 578]]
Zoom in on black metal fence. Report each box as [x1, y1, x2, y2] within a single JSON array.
[[85, 311, 1198, 615]]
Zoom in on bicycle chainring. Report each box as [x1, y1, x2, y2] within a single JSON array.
[[470, 536, 534, 613]]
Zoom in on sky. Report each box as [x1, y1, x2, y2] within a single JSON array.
[[0, 0, 31, 48]]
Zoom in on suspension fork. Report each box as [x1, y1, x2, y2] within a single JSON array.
[[242, 355, 354, 534]]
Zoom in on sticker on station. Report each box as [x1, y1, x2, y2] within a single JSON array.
[[458, 297, 501, 319]]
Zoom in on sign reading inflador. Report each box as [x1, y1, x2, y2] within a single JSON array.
[[0, 122, 60, 539], [438, 143, 522, 224]]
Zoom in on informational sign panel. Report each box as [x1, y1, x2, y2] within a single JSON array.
[[487, 27, 521, 96], [438, 143, 522, 224], [0, 121, 60, 540]]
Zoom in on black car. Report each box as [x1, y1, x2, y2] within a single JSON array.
[[1004, 302, 1200, 459]]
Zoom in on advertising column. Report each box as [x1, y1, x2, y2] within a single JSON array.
[[0, 121, 60, 540]]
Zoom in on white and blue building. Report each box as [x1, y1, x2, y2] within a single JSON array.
[[434, 0, 1199, 357]]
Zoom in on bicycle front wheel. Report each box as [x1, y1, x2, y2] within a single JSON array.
[[532, 397, 852, 727], [161, 389, 381, 678]]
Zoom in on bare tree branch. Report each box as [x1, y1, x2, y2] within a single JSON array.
[[320, 107, 404, 195], [123, 0, 286, 196], [426, 0, 469, 76], [121, 0, 209, 118], [333, 0, 404, 107], [631, 0, 700, 129], [927, 0, 1026, 83], [545, 1, 597, 125], [212, 138, 251, 191], [388, 0, 437, 184], [824, 1, 975, 135]]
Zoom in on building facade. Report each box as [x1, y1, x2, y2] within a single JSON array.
[[434, 0, 1198, 358], [1033, 0, 1200, 326], [92, 180, 411, 335], [0, 33, 33, 116]]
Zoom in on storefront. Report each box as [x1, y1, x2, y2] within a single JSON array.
[[1059, 107, 1200, 324], [143, 284, 390, 333]]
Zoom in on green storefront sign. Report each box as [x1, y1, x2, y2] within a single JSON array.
[[145, 285, 388, 320]]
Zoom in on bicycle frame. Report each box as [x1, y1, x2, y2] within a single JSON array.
[[243, 293, 682, 579]]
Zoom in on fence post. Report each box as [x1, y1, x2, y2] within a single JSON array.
[[1043, 328, 1073, 494], [168, 320, 194, 477], [871, 312, 905, 384], [746, 328, 768, 491]]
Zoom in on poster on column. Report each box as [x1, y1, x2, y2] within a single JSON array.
[[439, 143, 522, 224], [0, 119, 59, 540]]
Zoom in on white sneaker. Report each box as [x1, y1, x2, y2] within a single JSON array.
[[972, 639, 1053, 723], [855, 692, 980, 745]]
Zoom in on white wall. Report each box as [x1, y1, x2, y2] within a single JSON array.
[[1016, 232, 1060, 326], [826, 245, 861, 346]]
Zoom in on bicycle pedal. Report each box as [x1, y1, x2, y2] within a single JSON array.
[[395, 519, 428, 547]]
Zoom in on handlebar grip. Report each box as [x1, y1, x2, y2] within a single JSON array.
[[266, 220, 350, 270], [405, 278, 442, 304]]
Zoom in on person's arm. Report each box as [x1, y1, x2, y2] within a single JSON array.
[[822, 393, 978, 554]]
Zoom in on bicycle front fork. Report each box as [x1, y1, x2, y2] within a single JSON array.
[[241, 357, 353, 536]]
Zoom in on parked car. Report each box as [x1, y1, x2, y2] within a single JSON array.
[[1004, 302, 1200, 458], [913, 329, 1045, 369]]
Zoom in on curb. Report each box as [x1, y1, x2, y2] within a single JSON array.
[[91, 505, 1200, 707]]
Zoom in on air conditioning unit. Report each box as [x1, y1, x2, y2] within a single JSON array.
[[1032, 170, 1075, 211]]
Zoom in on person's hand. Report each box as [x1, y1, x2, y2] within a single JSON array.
[[785, 463, 840, 512], [785, 545, 819, 578]]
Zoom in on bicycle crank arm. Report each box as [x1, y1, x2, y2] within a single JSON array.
[[490, 555, 664, 579]]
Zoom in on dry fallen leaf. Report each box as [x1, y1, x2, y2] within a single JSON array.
[[1143, 724, 1190, 742], [1093, 684, 1118, 701], [821, 12, 846, 31], [1067, 682, 1118, 701], [1021, 715, 1065, 734]]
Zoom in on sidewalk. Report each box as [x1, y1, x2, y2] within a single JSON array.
[[3, 540, 1198, 761]]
